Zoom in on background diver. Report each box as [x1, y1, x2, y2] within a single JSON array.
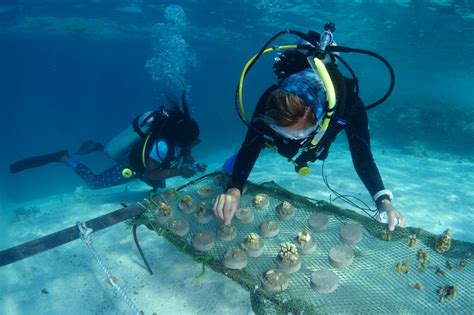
[[10, 90, 207, 191], [214, 25, 405, 231]]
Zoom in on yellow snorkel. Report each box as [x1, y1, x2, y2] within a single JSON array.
[[293, 57, 336, 176], [307, 56, 336, 148]]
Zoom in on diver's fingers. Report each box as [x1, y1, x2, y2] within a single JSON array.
[[213, 195, 225, 221], [387, 210, 397, 231], [217, 196, 225, 221], [398, 213, 406, 228], [224, 201, 237, 226], [212, 195, 221, 214], [222, 195, 233, 224], [230, 203, 237, 224]]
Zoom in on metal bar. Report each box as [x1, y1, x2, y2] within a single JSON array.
[[0, 203, 146, 267]]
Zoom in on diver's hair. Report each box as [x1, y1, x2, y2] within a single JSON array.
[[174, 119, 199, 148], [262, 89, 316, 127]]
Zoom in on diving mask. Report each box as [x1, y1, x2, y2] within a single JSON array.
[[269, 123, 317, 140]]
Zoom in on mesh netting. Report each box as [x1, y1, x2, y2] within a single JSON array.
[[132, 172, 474, 314]]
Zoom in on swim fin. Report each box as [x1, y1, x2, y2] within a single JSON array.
[[9, 150, 69, 174], [75, 140, 104, 155]]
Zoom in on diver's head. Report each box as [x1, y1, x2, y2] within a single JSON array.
[[264, 89, 317, 140], [174, 118, 200, 148], [263, 68, 327, 140], [162, 89, 201, 149]]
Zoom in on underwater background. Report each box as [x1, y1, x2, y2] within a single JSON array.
[[1, 1, 474, 314], [1, 0, 473, 203]]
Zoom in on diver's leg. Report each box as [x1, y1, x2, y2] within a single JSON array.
[[65, 158, 131, 190], [75, 140, 105, 155]]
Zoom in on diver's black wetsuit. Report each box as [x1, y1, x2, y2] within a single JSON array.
[[229, 69, 387, 202]]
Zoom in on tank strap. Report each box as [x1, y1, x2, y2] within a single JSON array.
[[132, 115, 148, 139]]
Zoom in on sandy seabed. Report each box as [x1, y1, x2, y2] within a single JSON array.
[[1, 141, 473, 314]]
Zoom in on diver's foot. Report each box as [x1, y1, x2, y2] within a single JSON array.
[[50, 149, 70, 162], [75, 140, 104, 155], [59, 152, 70, 162]]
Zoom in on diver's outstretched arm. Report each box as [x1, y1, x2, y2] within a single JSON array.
[[142, 158, 195, 181], [345, 96, 405, 230]]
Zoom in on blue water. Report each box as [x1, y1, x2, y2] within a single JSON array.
[[0, 1, 473, 313], [0, 1, 472, 215]]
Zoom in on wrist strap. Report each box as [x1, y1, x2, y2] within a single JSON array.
[[373, 189, 393, 202]]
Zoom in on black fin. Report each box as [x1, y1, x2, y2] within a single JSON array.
[[9, 150, 69, 174]]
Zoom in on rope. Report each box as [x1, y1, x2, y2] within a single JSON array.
[[77, 221, 144, 315], [320, 161, 378, 219]]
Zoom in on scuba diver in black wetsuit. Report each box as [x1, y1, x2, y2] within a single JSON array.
[[214, 23, 405, 231], [10, 90, 207, 191]]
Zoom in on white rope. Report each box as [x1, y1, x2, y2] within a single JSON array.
[[77, 221, 144, 315]]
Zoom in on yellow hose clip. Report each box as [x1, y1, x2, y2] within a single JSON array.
[[122, 167, 133, 178], [297, 166, 311, 176]]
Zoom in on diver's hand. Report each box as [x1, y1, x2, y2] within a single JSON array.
[[192, 163, 207, 173], [376, 199, 405, 231], [180, 168, 196, 179], [213, 188, 241, 225], [183, 154, 195, 165]]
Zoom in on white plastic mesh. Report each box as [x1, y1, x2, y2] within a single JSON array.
[[141, 173, 473, 314]]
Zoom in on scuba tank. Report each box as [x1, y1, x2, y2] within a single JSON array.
[[104, 111, 156, 161]]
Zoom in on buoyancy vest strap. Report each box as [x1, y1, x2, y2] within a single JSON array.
[[141, 134, 152, 167], [132, 115, 148, 139]]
